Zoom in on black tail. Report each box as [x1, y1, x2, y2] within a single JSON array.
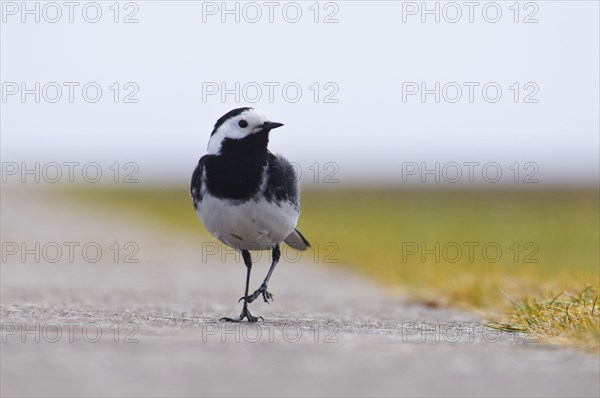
[[284, 229, 311, 250]]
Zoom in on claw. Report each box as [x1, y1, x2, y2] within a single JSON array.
[[241, 283, 274, 304], [220, 305, 263, 323], [262, 290, 274, 303], [220, 316, 241, 323], [238, 289, 260, 303]]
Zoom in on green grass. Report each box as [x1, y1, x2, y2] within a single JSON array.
[[489, 287, 599, 351], [64, 186, 600, 349]]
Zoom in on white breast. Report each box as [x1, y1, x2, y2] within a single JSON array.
[[197, 194, 300, 251]]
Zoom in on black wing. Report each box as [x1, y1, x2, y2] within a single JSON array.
[[190, 156, 208, 210], [265, 152, 300, 211]]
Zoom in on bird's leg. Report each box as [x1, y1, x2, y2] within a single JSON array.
[[242, 244, 280, 304], [221, 250, 263, 322]]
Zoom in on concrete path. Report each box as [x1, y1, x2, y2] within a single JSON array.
[[1, 186, 598, 397]]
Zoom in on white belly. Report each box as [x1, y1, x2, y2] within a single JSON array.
[[197, 194, 299, 251]]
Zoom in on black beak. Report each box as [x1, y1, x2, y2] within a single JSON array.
[[262, 121, 284, 130]]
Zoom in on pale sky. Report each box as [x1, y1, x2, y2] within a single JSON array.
[[1, 1, 598, 186]]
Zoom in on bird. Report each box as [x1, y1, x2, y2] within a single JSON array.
[[190, 107, 310, 322]]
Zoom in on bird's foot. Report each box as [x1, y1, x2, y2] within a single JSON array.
[[238, 283, 274, 304], [220, 305, 263, 323]]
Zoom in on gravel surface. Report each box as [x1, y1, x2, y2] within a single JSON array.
[[1, 187, 599, 397]]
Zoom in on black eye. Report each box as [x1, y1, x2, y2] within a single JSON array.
[[238, 120, 248, 128]]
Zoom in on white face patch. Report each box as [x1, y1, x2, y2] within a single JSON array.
[[207, 108, 270, 155]]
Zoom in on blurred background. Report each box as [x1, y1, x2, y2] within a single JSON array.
[[1, 0, 599, 348]]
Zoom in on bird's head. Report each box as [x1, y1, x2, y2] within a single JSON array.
[[207, 107, 284, 155]]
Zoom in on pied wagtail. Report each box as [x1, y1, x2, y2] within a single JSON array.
[[190, 108, 310, 322]]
